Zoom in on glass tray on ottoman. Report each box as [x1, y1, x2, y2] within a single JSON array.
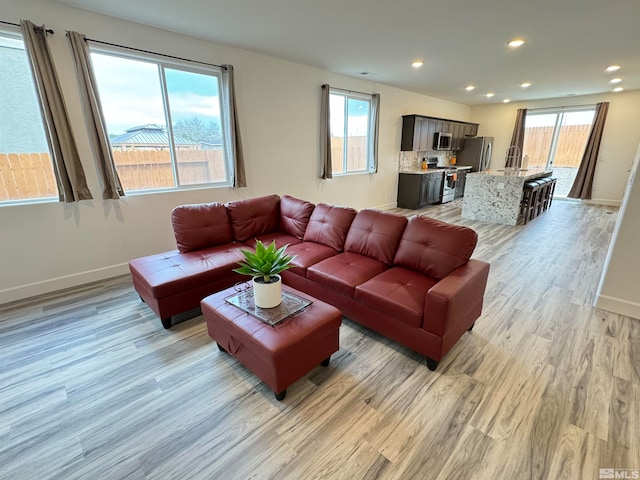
[[224, 288, 313, 326]]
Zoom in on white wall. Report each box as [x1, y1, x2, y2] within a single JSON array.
[[469, 91, 640, 205], [595, 141, 640, 320], [0, 0, 471, 304]]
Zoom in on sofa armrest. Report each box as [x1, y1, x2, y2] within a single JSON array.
[[423, 259, 490, 337]]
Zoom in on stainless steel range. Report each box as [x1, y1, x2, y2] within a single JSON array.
[[425, 158, 457, 204], [441, 169, 457, 203]]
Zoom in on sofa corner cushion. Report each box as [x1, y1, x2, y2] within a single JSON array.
[[303, 203, 357, 251], [171, 202, 234, 253], [394, 215, 478, 280], [344, 209, 408, 264], [226, 194, 280, 242], [280, 195, 315, 240]]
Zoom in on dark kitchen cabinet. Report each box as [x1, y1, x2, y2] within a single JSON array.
[[464, 123, 478, 137], [455, 169, 468, 198], [401, 116, 422, 151], [401, 115, 480, 152], [451, 123, 464, 151], [397, 172, 444, 209], [401, 116, 432, 151]]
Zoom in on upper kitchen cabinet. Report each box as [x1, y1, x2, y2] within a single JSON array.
[[401, 115, 479, 152], [464, 123, 478, 137], [451, 123, 464, 151], [401, 116, 425, 150]]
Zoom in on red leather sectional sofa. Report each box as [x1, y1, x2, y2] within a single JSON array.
[[129, 194, 490, 370]]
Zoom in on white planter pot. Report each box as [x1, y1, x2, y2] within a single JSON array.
[[252, 275, 282, 309]]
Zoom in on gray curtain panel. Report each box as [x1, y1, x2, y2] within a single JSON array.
[[507, 108, 527, 168], [320, 84, 332, 179], [568, 102, 609, 200], [67, 31, 123, 200], [20, 20, 92, 202], [371, 93, 380, 173], [221, 65, 246, 188]]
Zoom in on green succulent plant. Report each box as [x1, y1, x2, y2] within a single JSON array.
[[233, 240, 296, 283]]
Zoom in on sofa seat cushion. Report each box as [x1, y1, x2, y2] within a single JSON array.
[[226, 195, 280, 242], [355, 267, 437, 328], [171, 202, 233, 253], [285, 242, 339, 277], [307, 252, 387, 297], [303, 203, 357, 251], [280, 195, 315, 240], [344, 209, 408, 264], [128, 244, 245, 298], [394, 215, 478, 280]]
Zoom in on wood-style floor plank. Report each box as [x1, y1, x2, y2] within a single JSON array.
[[2, 199, 639, 479]]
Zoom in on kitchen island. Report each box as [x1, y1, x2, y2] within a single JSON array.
[[461, 167, 552, 225]]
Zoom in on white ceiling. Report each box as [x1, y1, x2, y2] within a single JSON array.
[[50, 0, 640, 105]]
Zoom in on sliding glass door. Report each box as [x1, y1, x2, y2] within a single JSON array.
[[523, 108, 595, 197]]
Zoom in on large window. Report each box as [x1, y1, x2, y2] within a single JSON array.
[[90, 49, 231, 191], [0, 31, 57, 204], [523, 107, 595, 197], [329, 90, 375, 175]]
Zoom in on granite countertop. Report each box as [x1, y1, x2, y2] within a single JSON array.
[[470, 166, 552, 179], [399, 165, 471, 175], [399, 169, 445, 175]]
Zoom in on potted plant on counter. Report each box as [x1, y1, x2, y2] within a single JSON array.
[[234, 240, 296, 308]]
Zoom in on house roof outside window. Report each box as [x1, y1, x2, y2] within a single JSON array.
[[110, 124, 198, 150]]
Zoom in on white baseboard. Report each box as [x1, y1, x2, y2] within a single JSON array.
[[0, 263, 130, 306], [373, 202, 398, 211], [595, 294, 640, 321], [584, 199, 622, 207]]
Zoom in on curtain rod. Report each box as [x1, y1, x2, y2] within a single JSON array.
[[0, 20, 54, 34], [79, 36, 224, 69], [328, 85, 375, 97], [528, 103, 597, 112]]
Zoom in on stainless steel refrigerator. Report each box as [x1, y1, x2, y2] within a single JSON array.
[[456, 137, 493, 172]]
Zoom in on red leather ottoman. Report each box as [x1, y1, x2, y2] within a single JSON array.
[[201, 285, 342, 400]]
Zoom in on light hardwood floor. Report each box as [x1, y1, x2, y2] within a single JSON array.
[[1, 199, 639, 480]]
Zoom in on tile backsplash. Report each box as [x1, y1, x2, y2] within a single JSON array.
[[399, 150, 454, 170]]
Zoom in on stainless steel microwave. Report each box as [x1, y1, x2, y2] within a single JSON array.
[[433, 131, 452, 150]]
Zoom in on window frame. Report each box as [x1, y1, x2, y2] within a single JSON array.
[[0, 28, 58, 206], [88, 45, 233, 193], [329, 88, 376, 176], [524, 105, 596, 170]]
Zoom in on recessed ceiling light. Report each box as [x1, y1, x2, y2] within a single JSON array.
[[610, 78, 622, 84], [613, 87, 624, 92], [606, 65, 621, 72], [520, 82, 532, 88], [411, 60, 424, 68], [486, 92, 495, 98], [508, 39, 525, 48], [503, 99, 511, 103], [465, 85, 476, 91]]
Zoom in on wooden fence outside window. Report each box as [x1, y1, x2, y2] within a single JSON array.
[[0, 149, 227, 201]]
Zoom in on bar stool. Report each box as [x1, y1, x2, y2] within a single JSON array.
[[544, 178, 557, 210], [535, 178, 552, 216], [522, 180, 542, 224]]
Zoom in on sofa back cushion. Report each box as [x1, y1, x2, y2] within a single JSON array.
[[280, 195, 315, 240], [171, 202, 233, 253], [226, 194, 280, 242], [303, 203, 357, 251], [344, 209, 408, 264], [394, 215, 478, 280]]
